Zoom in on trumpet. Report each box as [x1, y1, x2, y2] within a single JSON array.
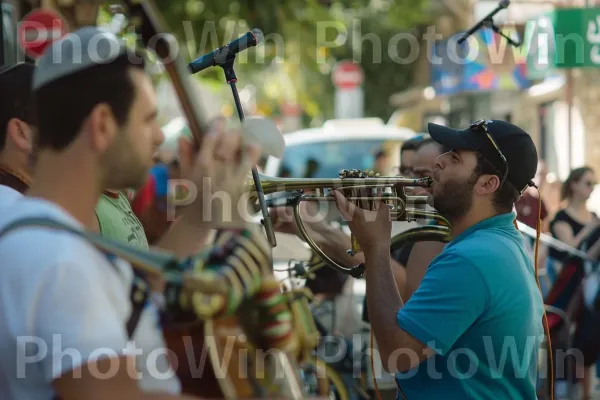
[[247, 170, 452, 277]]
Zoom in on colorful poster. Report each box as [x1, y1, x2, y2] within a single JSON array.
[[429, 37, 466, 95], [430, 29, 531, 94]]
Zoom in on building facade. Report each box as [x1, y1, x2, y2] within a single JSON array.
[[388, 1, 600, 215]]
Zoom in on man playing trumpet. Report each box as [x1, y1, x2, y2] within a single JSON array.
[[335, 120, 544, 399]]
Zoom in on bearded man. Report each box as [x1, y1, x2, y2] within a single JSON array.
[[335, 120, 544, 399]]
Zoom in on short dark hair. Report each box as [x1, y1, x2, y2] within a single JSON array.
[[561, 166, 594, 201], [415, 137, 444, 153], [0, 63, 36, 150], [401, 137, 422, 153], [473, 152, 517, 213], [375, 150, 386, 159], [34, 53, 145, 151]]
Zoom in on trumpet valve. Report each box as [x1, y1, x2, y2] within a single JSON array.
[[383, 187, 395, 208]]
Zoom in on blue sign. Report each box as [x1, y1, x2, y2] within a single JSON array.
[[430, 30, 531, 94], [430, 35, 468, 95]]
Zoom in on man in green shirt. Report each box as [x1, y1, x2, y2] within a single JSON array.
[[94, 189, 149, 249]]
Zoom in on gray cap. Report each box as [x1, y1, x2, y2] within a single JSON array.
[[33, 26, 128, 90]]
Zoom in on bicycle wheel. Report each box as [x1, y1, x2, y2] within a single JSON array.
[[302, 355, 351, 400]]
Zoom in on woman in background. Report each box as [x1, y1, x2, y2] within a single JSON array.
[[549, 166, 599, 400], [550, 167, 599, 263]]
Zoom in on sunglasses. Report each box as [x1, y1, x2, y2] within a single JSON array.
[[470, 120, 509, 189]]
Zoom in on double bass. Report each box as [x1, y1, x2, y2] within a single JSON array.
[[111, 1, 318, 398]]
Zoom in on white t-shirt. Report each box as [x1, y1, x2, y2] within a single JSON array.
[[0, 185, 23, 209], [0, 197, 180, 399]]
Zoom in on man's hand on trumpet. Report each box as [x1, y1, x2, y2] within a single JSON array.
[[333, 190, 392, 256], [270, 200, 328, 242]]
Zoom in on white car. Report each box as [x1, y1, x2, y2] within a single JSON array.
[[264, 118, 417, 179]]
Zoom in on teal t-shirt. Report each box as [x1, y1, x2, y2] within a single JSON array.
[[395, 212, 544, 399]]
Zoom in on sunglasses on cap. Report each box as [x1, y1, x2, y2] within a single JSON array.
[[470, 120, 509, 189]]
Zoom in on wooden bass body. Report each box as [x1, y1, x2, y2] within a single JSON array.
[[161, 287, 324, 399]]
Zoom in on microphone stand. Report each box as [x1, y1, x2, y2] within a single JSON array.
[[483, 18, 521, 47], [219, 57, 278, 249]]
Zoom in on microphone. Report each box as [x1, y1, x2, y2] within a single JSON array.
[[458, 0, 510, 44], [189, 28, 264, 74]]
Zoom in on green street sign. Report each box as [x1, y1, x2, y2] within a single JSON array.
[[524, 12, 556, 79], [525, 7, 600, 73]]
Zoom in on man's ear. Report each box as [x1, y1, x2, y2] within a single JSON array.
[[475, 174, 501, 196], [83, 103, 118, 153], [6, 118, 33, 152]]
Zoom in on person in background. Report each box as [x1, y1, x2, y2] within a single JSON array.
[[0, 63, 35, 206], [131, 171, 156, 215], [279, 164, 292, 178], [398, 136, 422, 177], [549, 166, 599, 400], [373, 150, 390, 176], [579, 223, 600, 397], [402, 137, 447, 301], [303, 158, 320, 178], [573, 222, 600, 400], [550, 167, 599, 263], [132, 158, 180, 243]]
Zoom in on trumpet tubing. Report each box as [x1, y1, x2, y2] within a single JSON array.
[[246, 171, 452, 277], [246, 172, 432, 214]]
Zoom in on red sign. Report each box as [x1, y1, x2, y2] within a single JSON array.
[[18, 9, 68, 59], [331, 60, 364, 90]]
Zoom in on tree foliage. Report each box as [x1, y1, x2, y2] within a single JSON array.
[[121, 0, 433, 125]]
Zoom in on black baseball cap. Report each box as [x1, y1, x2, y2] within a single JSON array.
[[427, 120, 538, 194]]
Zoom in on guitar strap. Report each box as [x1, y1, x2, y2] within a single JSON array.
[[0, 216, 150, 398]]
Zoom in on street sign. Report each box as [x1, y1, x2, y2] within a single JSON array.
[[332, 60, 364, 90], [332, 60, 365, 118], [18, 9, 67, 59], [524, 7, 600, 70]]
